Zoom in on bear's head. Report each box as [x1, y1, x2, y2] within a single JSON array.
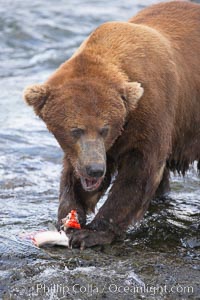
[[24, 78, 143, 192]]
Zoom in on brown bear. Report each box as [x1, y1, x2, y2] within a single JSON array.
[[24, 1, 200, 248]]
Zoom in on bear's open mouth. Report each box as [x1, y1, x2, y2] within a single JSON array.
[[80, 176, 103, 192]]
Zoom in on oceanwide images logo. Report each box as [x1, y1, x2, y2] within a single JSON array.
[[34, 283, 194, 297]]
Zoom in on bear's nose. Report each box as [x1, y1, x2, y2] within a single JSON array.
[[86, 164, 105, 178]]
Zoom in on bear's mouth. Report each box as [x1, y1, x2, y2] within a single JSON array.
[[80, 176, 103, 192]]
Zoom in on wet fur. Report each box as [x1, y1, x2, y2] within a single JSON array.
[[24, 1, 200, 247]]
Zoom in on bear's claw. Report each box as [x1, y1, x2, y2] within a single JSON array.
[[69, 229, 115, 249]]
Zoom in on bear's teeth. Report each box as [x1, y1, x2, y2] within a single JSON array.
[[82, 177, 102, 191], [85, 178, 98, 187]]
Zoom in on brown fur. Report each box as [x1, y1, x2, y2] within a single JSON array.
[[24, 1, 200, 247]]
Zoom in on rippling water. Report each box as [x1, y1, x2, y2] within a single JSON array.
[[0, 0, 199, 299]]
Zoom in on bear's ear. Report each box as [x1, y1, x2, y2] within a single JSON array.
[[123, 82, 144, 111], [23, 84, 50, 116]]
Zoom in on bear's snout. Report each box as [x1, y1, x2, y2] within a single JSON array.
[[77, 138, 106, 192], [85, 163, 105, 178], [79, 162, 105, 192]]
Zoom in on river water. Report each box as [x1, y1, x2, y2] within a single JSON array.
[[0, 0, 199, 299]]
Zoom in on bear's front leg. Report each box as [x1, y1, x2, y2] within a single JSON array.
[[58, 158, 86, 228], [69, 151, 166, 248], [58, 186, 87, 229]]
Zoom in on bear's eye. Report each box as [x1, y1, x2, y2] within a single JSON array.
[[121, 95, 127, 102], [99, 126, 109, 138], [70, 128, 85, 139]]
